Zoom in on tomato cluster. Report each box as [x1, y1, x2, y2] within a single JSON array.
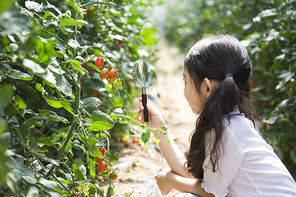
[[94, 57, 121, 85], [88, 57, 123, 102]]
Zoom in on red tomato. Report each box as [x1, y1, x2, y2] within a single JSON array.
[[96, 147, 106, 163], [100, 68, 109, 80], [99, 147, 105, 156], [91, 89, 99, 97], [97, 161, 108, 173], [95, 57, 104, 69], [96, 157, 103, 163], [108, 69, 117, 80]]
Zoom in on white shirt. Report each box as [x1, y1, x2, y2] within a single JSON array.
[[201, 109, 296, 197]]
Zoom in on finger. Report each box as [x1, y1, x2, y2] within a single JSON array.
[[135, 115, 144, 124], [136, 108, 144, 116]]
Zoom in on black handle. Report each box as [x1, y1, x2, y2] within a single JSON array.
[[142, 93, 149, 122]]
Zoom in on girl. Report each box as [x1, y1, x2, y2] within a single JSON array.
[[135, 35, 296, 197]]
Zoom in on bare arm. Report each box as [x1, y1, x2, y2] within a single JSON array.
[[154, 169, 215, 197], [135, 99, 191, 177]]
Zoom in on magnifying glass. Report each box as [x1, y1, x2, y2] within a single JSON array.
[[132, 60, 151, 122]]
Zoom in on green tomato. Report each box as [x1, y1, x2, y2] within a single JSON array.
[[107, 186, 115, 196], [63, 0, 70, 6], [113, 79, 122, 90], [112, 91, 120, 102], [65, 10, 71, 17], [77, 12, 84, 20]]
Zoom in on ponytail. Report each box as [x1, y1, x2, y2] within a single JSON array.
[[184, 35, 254, 179]]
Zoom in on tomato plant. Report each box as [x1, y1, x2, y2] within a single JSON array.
[[108, 68, 118, 80], [0, 0, 160, 195], [95, 57, 104, 69]]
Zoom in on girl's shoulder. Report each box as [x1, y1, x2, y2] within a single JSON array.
[[223, 113, 272, 153]]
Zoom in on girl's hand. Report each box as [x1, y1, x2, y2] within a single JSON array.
[[154, 168, 173, 195], [135, 98, 166, 130]]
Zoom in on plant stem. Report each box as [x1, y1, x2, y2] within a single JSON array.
[[44, 117, 77, 178]]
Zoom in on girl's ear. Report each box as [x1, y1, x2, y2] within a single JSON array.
[[202, 78, 215, 98]]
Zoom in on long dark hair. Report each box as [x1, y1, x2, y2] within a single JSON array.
[[184, 35, 255, 179]]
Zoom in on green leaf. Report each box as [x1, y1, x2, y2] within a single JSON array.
[[0, 0, 13, 14], [92, 110, 114, 125], [24, 185, 38, 197], [0, 84, 14, 111], [129, 127, 136, 135], [160, 126, 168, 130], [0, 132, 10, 147], [45, 98, 63, 108], [35, 83, 44, 92], [53, 73, 73, 96], [276, 71, 294, 90], [23, 59, 46, 74], [38, 109, 56, 116], [264, 114, 284, 124], [29, 151, 60, 166], [72, 164, 84, 181], [60, 19, 88, 26], [9, 69, 33, 81], [48, 58, 65, 75], [22, 176, 37, 184], [48, 191, 63, 197], [0, 119, 6, 134], [68, 39, 80, 49], [25, 1, 43, 12], [36, 37, 58, 65], [47, 114, 69, 123], [110, 114, 142, 125], [0, 8, 31, 36], [60, 101, 74, 115], [257, 8, 277, 18], [87, 159, 96, 178], [110, 8, 123, 17], [69, 0, 82, 13], [38, 177, 58, 189], [89, 121, 114, 131], [14, 95, 27, 109], [290, 146, 296, 164], [141, 129, 151, 144], [68, 60, 88, 73], [6, 171, 19, 194], [83, 97, 101, 113]]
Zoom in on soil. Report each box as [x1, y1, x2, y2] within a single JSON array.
[[101, 41, 197, 197]]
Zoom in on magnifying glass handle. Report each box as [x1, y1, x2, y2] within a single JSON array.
[[142, 93, 149, 122]]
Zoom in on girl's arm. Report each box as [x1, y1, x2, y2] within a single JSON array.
[[154, 169, 215, 197], [135, 99, 191, 177]]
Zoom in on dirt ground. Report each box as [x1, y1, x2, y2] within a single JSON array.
[[102, 41, 197, 197]]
